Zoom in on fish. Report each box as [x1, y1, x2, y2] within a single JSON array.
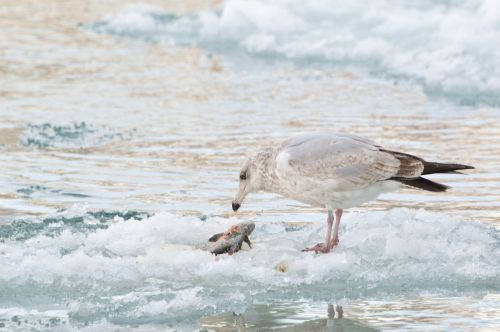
[[208, 222, 255, 255]]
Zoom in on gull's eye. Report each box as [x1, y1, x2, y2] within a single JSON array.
[[240, 171, 247, 180]]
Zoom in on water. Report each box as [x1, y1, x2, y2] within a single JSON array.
[[0, 1, 499, 331]]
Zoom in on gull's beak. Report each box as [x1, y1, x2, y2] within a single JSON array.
[[232, 183, 247, 212]]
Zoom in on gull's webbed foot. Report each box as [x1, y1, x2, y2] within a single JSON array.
[[302, 242, 331, 253], [303, 238, 339, 253], [329, 237, 339, 249]]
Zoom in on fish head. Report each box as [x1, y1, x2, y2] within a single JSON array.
[[238, 221, 255, 236]]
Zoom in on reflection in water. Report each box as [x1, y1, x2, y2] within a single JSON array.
[[203, 297, 500, 331], [202, 303, 378, 332]]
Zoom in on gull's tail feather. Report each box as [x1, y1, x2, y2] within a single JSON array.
[[422, 161, 474, 175], [392, 177, 450, 192], [391, 161, 473, 192]]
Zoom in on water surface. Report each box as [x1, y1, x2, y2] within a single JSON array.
[[0, 1, 499, 331]]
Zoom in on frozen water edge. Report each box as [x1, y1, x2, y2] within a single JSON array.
[[0, 208, 498, 329], [88, 1, 500, 106]]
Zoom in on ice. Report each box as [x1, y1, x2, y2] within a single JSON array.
[[97, 3, 167, 34], [0, 208, 498, 328], [89, 0, 500, 105]]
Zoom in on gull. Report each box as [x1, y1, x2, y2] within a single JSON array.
[[231, 132, 473, 253]]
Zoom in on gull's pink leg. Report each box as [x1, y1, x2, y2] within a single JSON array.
[[325, 210, 334, 248], [302, 210, 334, 253], [329, 209, 343, 249]]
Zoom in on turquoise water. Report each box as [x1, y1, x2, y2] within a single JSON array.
[[1, 1, 499, 331]]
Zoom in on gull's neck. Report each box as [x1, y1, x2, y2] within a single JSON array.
[[254, 147, 281, 192]]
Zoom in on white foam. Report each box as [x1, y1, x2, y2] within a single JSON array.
[[137, 287, 203, 316], [98, 4, 164, 33], [1, 208, 498, 328], [93, 0, 500, 104], [3, 209, 498, 285]]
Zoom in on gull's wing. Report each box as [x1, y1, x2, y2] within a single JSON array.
[[276, 132, 414, 191]]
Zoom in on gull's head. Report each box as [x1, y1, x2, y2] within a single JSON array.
[[232, 154, 266, 212]]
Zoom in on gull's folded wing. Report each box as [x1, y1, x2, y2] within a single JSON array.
[[275, 133, 419, 191]]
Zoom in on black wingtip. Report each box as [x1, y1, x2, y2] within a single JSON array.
[[391, 177, 450, 192], [422, 162, 474, 175]]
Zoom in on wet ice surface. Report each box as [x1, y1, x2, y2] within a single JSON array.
[[1, 209, 499, 330], [0, 0, 500, 331]]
